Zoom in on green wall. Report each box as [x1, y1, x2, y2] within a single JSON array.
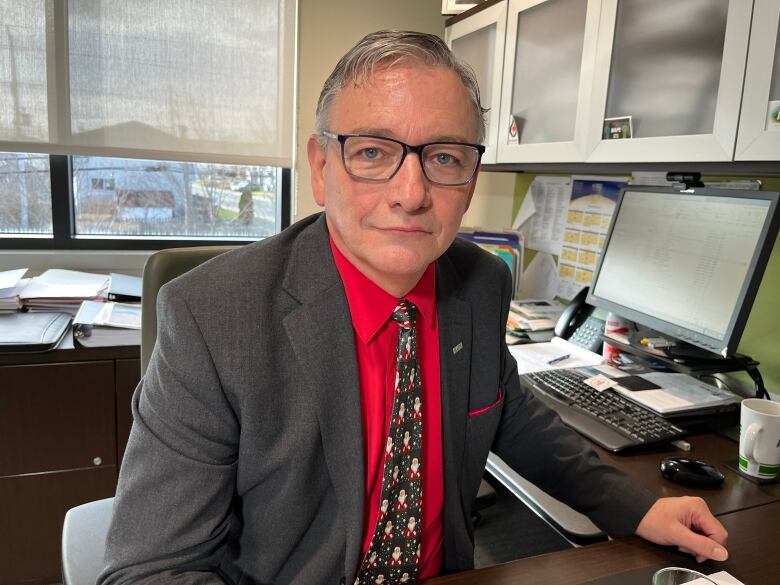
[[512, 174, 780, 396]]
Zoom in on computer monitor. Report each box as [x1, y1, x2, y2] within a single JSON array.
[[587, 186, 779, 357]]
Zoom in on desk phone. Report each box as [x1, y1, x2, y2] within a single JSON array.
[[554, 288, 605, 354], [568, 315, 605, 353]]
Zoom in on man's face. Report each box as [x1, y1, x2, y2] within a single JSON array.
[[308, 64, 479, 296]]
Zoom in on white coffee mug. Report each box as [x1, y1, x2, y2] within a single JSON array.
[[739, 398, 780, 479]]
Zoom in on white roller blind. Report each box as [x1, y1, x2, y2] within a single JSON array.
[[0, 0, 296, 166]]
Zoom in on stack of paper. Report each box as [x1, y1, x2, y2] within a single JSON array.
[[73, 300, 141, 347], [508, 337, 603, 375], [458, 229, 523, 298], [21, 269, 109, 314], [508, 299, 565, 332], [0, 269, 29, 313]]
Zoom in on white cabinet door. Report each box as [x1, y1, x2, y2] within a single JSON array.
[[496, 0, 603, 163], [586, 0, 752, 162], [446, 1, 509, 164], [735, 0, 780, 160]]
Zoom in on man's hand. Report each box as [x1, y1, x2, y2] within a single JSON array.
[[636, 496, 728, 563]]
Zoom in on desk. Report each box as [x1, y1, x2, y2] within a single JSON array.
[[0, 341, 140, 585], [487, 431, 780, 547], [593, 433, 780, 515], [428, 500, 780, 584]]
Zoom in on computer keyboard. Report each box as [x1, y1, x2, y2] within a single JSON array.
[[522, 368, 686, 452]]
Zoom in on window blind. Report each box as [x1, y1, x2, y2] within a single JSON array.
[[0, 0, 296, 166]]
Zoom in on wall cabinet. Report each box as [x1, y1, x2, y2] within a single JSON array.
[[445, 0, 508, 163], [586, 0, 752, 162], [447, 0, 778, 164], [497, 0, 601, 162], [0, 344, 140, 585], [735, 0, 780, 160]]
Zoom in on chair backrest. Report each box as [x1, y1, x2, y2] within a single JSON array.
[[61, 497, 115, 585], [141, 246, 236, 375]]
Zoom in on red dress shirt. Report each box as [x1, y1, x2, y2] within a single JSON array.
[[330, 239, 444, 579]]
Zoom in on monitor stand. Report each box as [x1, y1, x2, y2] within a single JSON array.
[[602, 330, 768, 399], [603, 331, 756, 373]]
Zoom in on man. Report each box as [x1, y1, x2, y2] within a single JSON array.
[[100, 31, 728, 585]]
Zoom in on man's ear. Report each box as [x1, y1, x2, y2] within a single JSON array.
[[307, 134, 327, 207]]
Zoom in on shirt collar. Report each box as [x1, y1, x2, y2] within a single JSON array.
[[329, 237, 437, 344]]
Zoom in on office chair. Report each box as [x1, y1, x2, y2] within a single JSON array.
[[61, 498, 114, 585], [141, 246, 237, 374], [61, 246, 236, 585]]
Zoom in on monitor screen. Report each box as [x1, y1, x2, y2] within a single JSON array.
[[587, 186, 779, 356]]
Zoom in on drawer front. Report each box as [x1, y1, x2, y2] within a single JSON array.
[[0, 361, 117, 476], [0, 466, 117, 585]]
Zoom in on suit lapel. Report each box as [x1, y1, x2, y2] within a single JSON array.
[[281, 215, 365, 578], [436, 256, 472, 512]]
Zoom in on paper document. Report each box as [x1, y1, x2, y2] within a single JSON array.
[[516, 253, 559, 300], [516, 176, 571, 255], [613, 372, 739, 415], [21, 269, 108, 299], [704, 571, 744, 585], [0, 268, 27, 294], [512, 188, 535, 229], [0, 275, 29, 313], [508, 337, 603, 375], [507, 299, 565, 333], [73, 300, 141, 347], [511, 299, 565, 320]]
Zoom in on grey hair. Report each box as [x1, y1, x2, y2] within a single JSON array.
[[314, 30, 488, 144]]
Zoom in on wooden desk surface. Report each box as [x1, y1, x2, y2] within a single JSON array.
[[0, 331, 139, 366], [593, 433, 780, 515], [428, 500, 780, 585]]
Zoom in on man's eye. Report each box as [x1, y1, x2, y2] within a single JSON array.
[[360, 147, 381, 159], [429, 152, 460, 166]]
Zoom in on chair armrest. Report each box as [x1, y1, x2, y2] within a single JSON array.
[[485, 453, 605, 545]]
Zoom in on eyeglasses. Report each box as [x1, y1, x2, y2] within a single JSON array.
[[321, 131, 485, 186]]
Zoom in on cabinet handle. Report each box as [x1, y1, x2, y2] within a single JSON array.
[[93, 457, 103, 466]]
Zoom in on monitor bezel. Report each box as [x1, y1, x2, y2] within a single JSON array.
[[586, 185, 780, 357]]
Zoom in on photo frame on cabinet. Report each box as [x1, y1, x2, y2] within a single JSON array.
[[442, 0, 480, 15]]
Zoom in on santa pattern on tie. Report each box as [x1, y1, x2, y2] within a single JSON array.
[[355, 300, 423, 585]]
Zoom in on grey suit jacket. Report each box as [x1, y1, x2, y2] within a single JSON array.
[[100, 213, 655, 585]]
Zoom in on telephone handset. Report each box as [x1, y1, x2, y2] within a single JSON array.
[[554, 287, 605, 353]]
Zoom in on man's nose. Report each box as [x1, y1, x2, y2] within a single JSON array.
[[389, 152, 430, 211]]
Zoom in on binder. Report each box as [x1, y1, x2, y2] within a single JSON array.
[[104, 273, 142, 302], [0, 312, 71, 352]]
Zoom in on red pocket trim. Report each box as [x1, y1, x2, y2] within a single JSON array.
[[468, 387, 504, 418]]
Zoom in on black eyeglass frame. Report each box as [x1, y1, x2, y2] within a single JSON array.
[[321, 131, 485, 186]]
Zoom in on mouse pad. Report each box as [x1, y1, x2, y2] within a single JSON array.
[[614, 375, 661, 391], [725, 460, 780, 485]]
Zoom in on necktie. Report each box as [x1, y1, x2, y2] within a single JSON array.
[[355, 299, 423, 585]]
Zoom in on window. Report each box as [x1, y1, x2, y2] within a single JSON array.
[[72, 156, 283, 240], [0, 153, 52, 236], [0, 151, 289, 249], [0, 0, 295, 248]]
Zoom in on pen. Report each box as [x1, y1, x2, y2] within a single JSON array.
[[547, 354, 570, 366]]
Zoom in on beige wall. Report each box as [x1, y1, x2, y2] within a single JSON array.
[[294, 0, 516, 230]]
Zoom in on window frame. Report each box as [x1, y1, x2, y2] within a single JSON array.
[[0, 154, 291, 251]]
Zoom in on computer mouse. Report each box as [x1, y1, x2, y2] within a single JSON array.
[[660, 457, 725, 487]]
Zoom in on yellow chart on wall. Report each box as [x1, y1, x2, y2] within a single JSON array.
[[556, 176, 627, 300]]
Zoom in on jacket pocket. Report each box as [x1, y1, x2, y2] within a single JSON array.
[[467, 387, 503, 418]]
